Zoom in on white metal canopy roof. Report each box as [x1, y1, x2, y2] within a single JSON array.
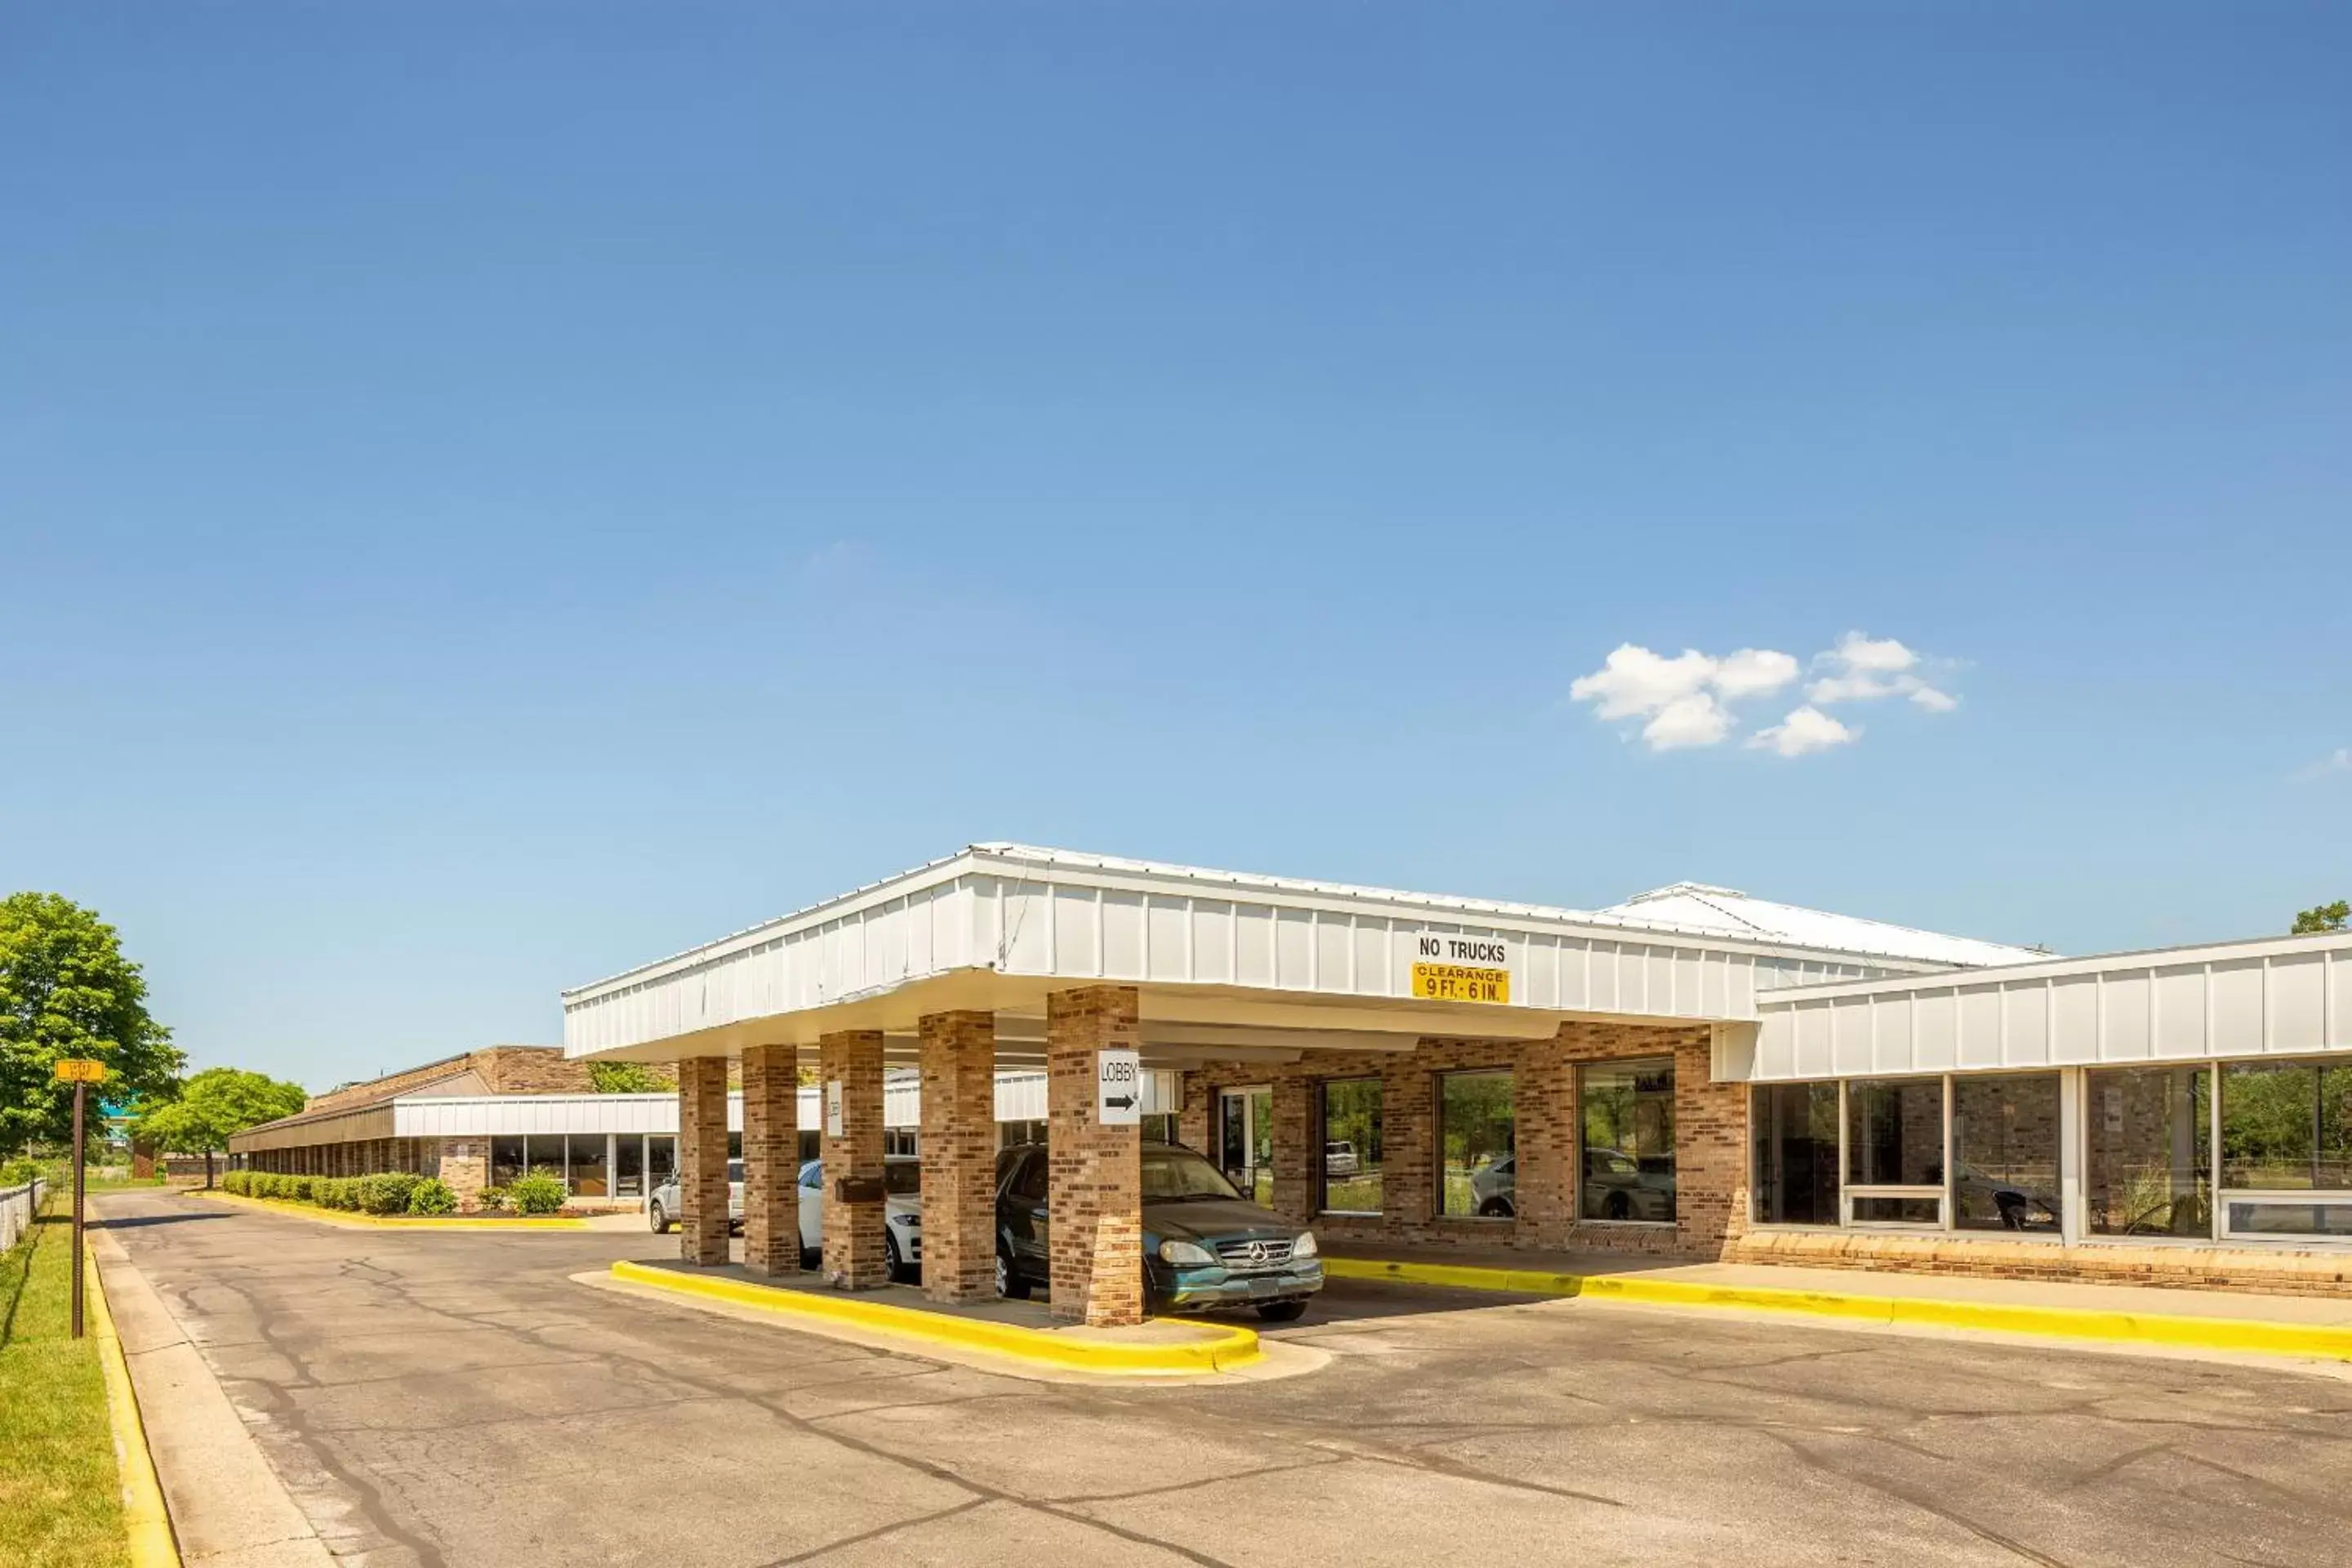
[[564, 844, 2034, 1067], [1744, 929, 2352, 1082]]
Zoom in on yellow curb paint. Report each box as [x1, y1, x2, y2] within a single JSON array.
[[87, 1253, 181, 1568], [196, 1190, 590, 1231], [1321, 1256, 2352, 1362], [608, 1260, 1265, 1377]]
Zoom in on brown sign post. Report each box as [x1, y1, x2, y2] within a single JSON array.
[[54, 1058, 106, 1339]]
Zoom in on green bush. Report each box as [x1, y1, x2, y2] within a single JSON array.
[[406, 1178, 456, 1215], [475, 1185, 511, 1213], [221, 1169, 251, 1196], [508, 1171, 568, 1216], [358, 1174, 420, 1215], [4, 1156, 43, 1187]]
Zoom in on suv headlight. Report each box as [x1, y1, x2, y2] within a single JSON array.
[[1158, 1239, 1216, 1267], [1292, 1231, 1318, 1259]]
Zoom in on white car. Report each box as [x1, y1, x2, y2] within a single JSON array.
[[651, 1156, 924, 1283]]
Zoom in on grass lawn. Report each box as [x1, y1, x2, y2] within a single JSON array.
[[0, 1198, 131, 1568]]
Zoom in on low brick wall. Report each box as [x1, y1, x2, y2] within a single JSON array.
[[1728, 1227, 2352, 1299]]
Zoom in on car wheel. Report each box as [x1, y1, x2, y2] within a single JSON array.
[[997, 1245, 1030, 1300], [1256, 1300, 1308, 1323], [884, 1232, 906, 1284], [1604, 1191, 1630, 1222], [649, 1200, 670, 1235], [1477, 1196, 1514, 1218]]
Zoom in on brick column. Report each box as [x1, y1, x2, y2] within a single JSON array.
[[1270, 1078, 1315, 1223], [819, 1030, 889, 1290], [679, 1056, 731, 1266], [1046, 986, 1144, 1326], [1517, 1037, 1577, 1249], [435, 1138, 488, 1211], [1383, 1060, 1435, 1232], [1177, 1071, 1213, 1154], [919, 1011, 996, 1304], [742, 1045, 800, 1276]]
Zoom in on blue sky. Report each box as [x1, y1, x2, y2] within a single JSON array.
[[3, 4, 2345, 1090]]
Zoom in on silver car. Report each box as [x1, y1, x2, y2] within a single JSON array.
[[650, 1156, 923, 1283]]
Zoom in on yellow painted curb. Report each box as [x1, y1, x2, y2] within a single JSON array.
[[609, 1260, 1265, 1377], [1322, 1256, 2352, 1362], [87, 1252, 181, 1568], [197, 1190, 590, 1231]]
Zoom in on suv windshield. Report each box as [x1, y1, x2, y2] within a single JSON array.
[[1142, 1147, 1244, 1202], [884, 1161, 920, 1196]]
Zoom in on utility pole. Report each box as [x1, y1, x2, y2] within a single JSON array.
[[55, 1058, 106, 1339]]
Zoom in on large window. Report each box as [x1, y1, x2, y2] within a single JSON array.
[[1320, 1080, 1383, 1214], [1846, 1078, 1944, 1225], [1752, 1083, 1839, 1225], [2221, 1062, 2352, 1237], [1950, 1074, 2060, 1232], [491, 1136, 525, 1188], [2087, 1067, 2210, 1237], [1579, 1059, 1675, 1222], [1439, 1069, 1514, 1218], [568, 1133, 609, 1198]]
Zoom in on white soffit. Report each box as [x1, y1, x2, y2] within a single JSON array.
[[1748, 931, 2352, 1082], [562, 844, 2025, 1061]]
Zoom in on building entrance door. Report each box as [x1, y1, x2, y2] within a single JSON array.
[[1218, 1086, 1274, 1207]]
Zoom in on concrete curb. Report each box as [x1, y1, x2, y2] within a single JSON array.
[[1322, 1256, 2352, 1361], [87, 1250, 180, 1568], [608, 1260, 1266, 1377], [195, 1190, 590, 1231]]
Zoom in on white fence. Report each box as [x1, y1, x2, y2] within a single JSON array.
[[0, 1176, 47, 1254]]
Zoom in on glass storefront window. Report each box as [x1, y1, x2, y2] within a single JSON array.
[[568, 1134, 609, 1198], [2222, 1062, 2352, 1192], [1320, 1080, 1383, 1214], [1851, 1195, 1941, 1225], [1579, 1059, 1676, 1222], [2087, 1067, 2211, 1237], [1847, 1079, 1944, 1187], [491, 1136, 525, 1188], [616, 1135, 645, 1198], [1439, 1069, 1514, 1218], [523, 1135, 564, 1183], [1951, 1074, 2061, 1232], [648, 1135, 676, 1192], [1752, 1082, 1840, 1225]]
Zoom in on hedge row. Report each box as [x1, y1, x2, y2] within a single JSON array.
[[222, 1168, 458, 1216]]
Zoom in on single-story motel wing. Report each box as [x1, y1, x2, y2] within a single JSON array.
[[235, 842, 2352, 1325]]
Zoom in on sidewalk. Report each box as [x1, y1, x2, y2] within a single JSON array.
[[1323, 1240, 2352, 1363]]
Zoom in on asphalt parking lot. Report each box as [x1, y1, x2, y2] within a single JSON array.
[[101, 1187, 2352, 1567]]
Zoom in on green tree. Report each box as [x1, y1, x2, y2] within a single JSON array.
[[586, 1061, 674, 1094], [2293, 901, 2350, 935], [136, 1067, 308, 1187], [0, 893, 183, 1152]]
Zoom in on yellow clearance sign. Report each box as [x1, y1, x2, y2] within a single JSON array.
[[52, 1058, 107, 1084], [1406, 933, 1515, 1004]]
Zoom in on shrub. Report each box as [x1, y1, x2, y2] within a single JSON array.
[[7, 1155, 46, 1187], [406, 1178, 456, 1216], [221, 1169, 250, 1196], [508, 1171, 567, 1217], [359, 1174, 420, 1216], [289, 1175, 314, 1202], [475, 1185, 511, 1214]]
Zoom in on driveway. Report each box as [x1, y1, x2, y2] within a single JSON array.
[[100, 1187, 2352, 1567]]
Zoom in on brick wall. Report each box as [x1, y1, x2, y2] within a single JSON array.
[[1183, 1019, 1732, 1261], [474, 1047, 597, 1096], [1046, 987, 1144, 1326], [1728, 1227, 2352, 1298]]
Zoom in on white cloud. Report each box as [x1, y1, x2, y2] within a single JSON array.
[[1807, 630, 1958, 712], [1643, 693, 1734, 750], [1749, 706, 1857, 757], [1568, 644, 1718, 721], [2292, 747, 2352, 782], [1713, 648, 1801, 701]]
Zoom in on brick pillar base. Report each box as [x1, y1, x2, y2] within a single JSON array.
[[679, 1057, 731, 1266], [436, 1138, 488, 1212], [820, 1030, 889, 1290], [919, 1010, 996, 1304], [1047, 986, 1144, 1326], [742, 1045, 800, 1276]]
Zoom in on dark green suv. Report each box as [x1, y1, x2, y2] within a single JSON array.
[[994, 1141, 1324, 1321]]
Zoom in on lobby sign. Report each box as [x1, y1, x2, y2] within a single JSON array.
[[1097, 1049, 1141, 1126]]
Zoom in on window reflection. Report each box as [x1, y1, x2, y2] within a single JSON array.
[[1579, 1060, 1675, 1222], [2087, 1067, 2210, 1237], [1440, 1070, 1515, 1218], [1752, 1083, 1839, 1224], [1951, 1074, 2060, 1232], [1320, 1079, 1383, 1214]]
